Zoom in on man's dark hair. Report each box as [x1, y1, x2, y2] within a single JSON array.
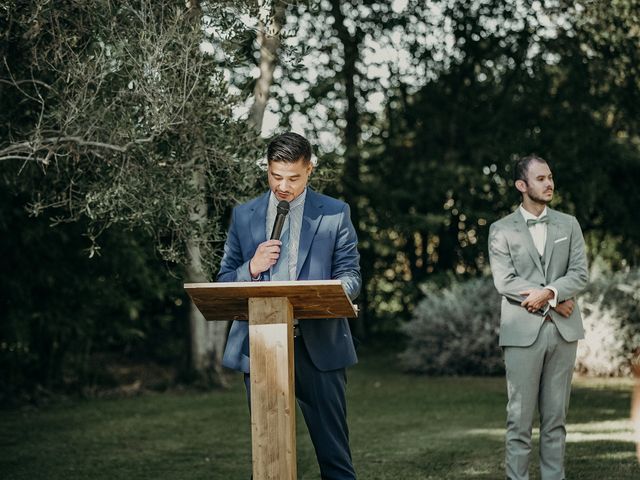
[[267, 132, 312, 164], [514, 154, 548, 183]]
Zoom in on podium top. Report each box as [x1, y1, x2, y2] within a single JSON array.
[[184, 280, 358, 321]]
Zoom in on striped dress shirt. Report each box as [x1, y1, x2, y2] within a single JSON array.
[[265, 188, 307, 280]]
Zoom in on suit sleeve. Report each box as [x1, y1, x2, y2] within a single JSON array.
[[217, 207, 253, 283], [332, 203, 361, 301], [546, 217, 589, 302], [488, 222, 544, 304]]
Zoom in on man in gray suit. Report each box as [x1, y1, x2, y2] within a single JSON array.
[[488, 154, 588, 480]]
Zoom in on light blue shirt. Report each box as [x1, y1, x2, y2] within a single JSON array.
[[266, 188, 307, 280]]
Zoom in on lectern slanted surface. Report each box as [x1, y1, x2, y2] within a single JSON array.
[[184, 280, 357, 321]]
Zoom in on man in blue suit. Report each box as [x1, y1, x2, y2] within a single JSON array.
[[218, 132, 361, 480]]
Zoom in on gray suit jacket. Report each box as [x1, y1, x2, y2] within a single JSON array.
[[488, 208, 589, 347]]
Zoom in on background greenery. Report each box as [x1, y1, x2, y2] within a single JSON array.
[[401, 269, 640, 376], [2, 1, 638, 476], [1, 0, 639, 396]]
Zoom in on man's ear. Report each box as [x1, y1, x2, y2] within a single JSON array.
[[515, 179, 527, 194]]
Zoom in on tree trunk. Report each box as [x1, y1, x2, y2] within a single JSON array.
[[330, 0, 367, 339], [249, 0, 286, 133], [185, 166, 228, 386], [181, 0, 228, 386], [183, 0, 285, 384]]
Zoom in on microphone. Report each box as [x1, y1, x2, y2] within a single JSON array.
[[270, 200, 290, 240]]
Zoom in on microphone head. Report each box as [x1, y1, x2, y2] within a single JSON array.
[[276, 200, 290, 215]]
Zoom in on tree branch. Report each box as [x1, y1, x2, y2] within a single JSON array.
[[0, 135, 156, 160]]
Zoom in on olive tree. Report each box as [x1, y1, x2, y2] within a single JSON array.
[[0, 0, 267, 383]]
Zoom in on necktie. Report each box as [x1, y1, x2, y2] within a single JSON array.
[[271, 218, 290, 281], [527, 216, 549, 227]]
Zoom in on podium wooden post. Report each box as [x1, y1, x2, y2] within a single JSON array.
[[184, 280, 358, 480]]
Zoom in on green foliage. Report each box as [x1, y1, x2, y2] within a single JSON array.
[[0, 190, 189, 401], [269, 1, 640, 337], [576, 267, 640, 376], [401, 269, 640, 376], [0, 0, 268, 394], [399, 276, 503, 375], [570, 0, 640, 132], [0, 0, 264, 277], [369, 0, 640, 331], [2, 0, 640, 392]]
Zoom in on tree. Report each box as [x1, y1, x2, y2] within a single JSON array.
[[267, 0, 408, 338], [266, 0, 640, 335], [0, 0, 264, 384], [363, 0, 640, 330], [248, 0, 287, 132]]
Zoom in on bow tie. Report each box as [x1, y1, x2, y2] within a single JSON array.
[[526, 216, 549, 227]]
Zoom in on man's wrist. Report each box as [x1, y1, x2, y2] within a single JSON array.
[[249, 261, 261, 281], [544, 286, 558, 307]]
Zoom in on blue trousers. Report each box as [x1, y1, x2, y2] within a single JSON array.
[[244, 335, 356, 480]]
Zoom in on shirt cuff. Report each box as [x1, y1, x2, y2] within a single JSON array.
[[545, 286, 559, 308], [235, 260, 255, 282], [249, 264, 262, 281]]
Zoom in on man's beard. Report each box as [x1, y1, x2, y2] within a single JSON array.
[[529, 189, 553, 205]]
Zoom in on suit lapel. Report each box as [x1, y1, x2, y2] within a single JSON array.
[[542, 210, 559, 277], [296, 189, 323, 279], [250, 191, 269, 253], [513, 210, 545, 275]]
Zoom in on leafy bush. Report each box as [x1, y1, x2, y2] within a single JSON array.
[[400, 269, 640, 376], [576, 268, 640, 376], [0, 191, 189, 403], [399, 276, 503, 375]]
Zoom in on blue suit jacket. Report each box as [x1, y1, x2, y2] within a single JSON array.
[[218, 188, 361, 373]]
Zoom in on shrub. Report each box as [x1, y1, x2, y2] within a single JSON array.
[[399, 276, 503, 375], [576, 268, 640, 376], [400, 269, 640, 376]]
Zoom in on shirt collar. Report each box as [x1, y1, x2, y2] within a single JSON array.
[[519, 204, 548, 222], [269, 188, 307, 210]]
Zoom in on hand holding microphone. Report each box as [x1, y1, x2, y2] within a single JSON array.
[[249, 200, 290, 277]]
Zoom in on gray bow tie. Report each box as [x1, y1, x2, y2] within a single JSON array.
[[527, 216, 549, 227]]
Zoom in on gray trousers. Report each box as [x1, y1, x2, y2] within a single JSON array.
[[504, 320, 577, 480]]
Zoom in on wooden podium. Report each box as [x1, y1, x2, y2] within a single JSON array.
[[184, 280, 358, 480]]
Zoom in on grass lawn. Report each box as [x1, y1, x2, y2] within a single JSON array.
[[1, 352, 638, 479]]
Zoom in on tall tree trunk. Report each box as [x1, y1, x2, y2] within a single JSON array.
[[182, 0, 227, 386], [185, 165, 228, 386], [330, 0, 367, 339], [249, 0, 286, 132], [183, 1, 285, 384]]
